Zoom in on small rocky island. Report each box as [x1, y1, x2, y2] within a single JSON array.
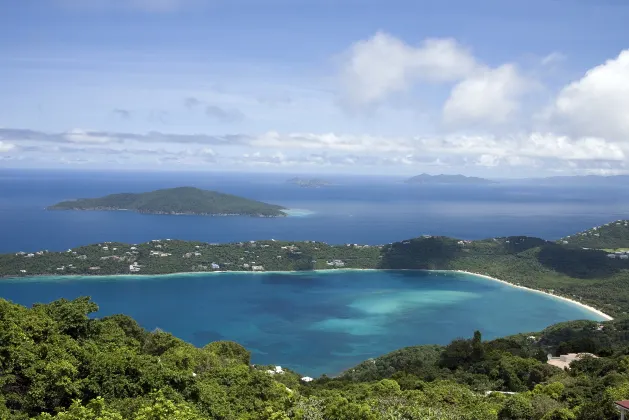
[[287, 177, 331, 188], [47, 187, 287, 217], [405, 173, 496, 185]]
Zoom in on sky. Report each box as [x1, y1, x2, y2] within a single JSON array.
[[1, 0, 629, 177]]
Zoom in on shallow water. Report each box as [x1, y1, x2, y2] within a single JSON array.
[[0, 270, 606, 376]]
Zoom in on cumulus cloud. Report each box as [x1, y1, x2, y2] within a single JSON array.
[[340, 32, 478, 106], [443, 64, 531, 126], [544, 50, 629, 141]]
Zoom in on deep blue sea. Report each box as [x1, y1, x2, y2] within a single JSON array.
[[0, 270, 606, 376], [0, 169, 624, 375], [2, 169, 629, 253]]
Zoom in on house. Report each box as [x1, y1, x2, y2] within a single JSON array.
[[129, 264, 141, 273], [130, 247, 137, 250], [301, 377, 314, 382], [26, 253, 35, 258], [211, 263, 220, 269], [621, 255, 629, 260], [20, 270, 27, 273], [615, 401, 629, 420], [547, 353, 597, 370], [102, 247, 109, 251], [252, 266, 265, 271], [608, 254, 617, 259], [15, 252, 26, 256]]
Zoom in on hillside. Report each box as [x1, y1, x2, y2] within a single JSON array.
[[47, 187, 287, 217], [404, 173, 496, 185], [560, 220, 629, 249], [2, 297, 627, 419]]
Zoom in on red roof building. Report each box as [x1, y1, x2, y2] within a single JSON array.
[[615, 401, 629, 419]]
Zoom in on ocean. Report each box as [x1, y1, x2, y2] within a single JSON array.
[[0, 270, 607, 376], [1, 169, 629, 253]]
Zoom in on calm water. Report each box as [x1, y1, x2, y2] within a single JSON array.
[[2, 169, 629, 253], [0, 270, 606, 376]]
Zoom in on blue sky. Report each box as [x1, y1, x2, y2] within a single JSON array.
[[1, 0, 629, 176]]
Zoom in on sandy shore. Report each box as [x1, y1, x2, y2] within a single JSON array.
[[435, 270, 613, 321]]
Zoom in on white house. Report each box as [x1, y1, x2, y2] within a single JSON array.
[[301, 377, 314, 382]]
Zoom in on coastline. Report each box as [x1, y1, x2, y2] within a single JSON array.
[[438, 270, 613, 321], [0, 268, 614, 320]]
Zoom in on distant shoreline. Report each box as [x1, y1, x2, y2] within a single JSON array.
[[1, 267, 613, 320]]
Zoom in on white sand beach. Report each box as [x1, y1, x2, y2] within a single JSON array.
[[442, 270, 613, 321]]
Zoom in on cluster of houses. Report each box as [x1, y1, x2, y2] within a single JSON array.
[[129, 262, 141, 273], [607, 251, 629, 260], [263, 365, 313, 383], [326, 259, 346, 267]]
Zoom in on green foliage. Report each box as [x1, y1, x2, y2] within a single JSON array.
[[498, 394, 534, 420], [48, 187, 287, 217]]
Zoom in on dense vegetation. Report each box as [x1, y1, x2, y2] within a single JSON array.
[[47, 187, 287, 217], [560, 220, 629, 249], [6, 220, 629, 317], [404, 174, 496, 185], [2, 298, 629, 419]]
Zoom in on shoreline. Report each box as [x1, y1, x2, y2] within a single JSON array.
[[437, 269, 613, 321], [2, 268, 613, 321]]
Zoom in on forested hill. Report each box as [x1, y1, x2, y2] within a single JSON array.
[[2, 297, 629, 419], [560, 220, 629, 249], [47, 187, 287, 217]]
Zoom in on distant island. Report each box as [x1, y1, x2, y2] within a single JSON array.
[[47, 187, 287, 217], [287, 177, 331, 188], [405, 173, 496, 185]]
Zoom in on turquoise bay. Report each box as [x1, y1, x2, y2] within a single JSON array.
[[0, 270, 606, 376]]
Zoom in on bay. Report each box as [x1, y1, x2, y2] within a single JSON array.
[[0, 270, 607, 376]]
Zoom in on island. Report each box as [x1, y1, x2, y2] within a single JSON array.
[[404, 173, 496, 185], [47, 186, 287, 217], [286, 177, 331, 188]]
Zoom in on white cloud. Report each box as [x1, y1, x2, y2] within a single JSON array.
[[0, 141, 16, 152], [541, 52, 566, 67], [443, 64, 531, 126], [545, 49, 629, 140], [64, 129, 117, 144], [340, 32, 478, 106]]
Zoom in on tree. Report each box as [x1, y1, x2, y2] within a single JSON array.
[[498, 395, 533, 420]]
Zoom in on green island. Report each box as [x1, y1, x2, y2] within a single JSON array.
[[4, 220, 629, 419], [47, 187, 287, 217], [404, 174, 497, 185]]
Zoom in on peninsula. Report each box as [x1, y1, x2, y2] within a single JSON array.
[[47, 186, 287, 217], [4, 219, 629, 317], [405, 173, 496, 185]]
